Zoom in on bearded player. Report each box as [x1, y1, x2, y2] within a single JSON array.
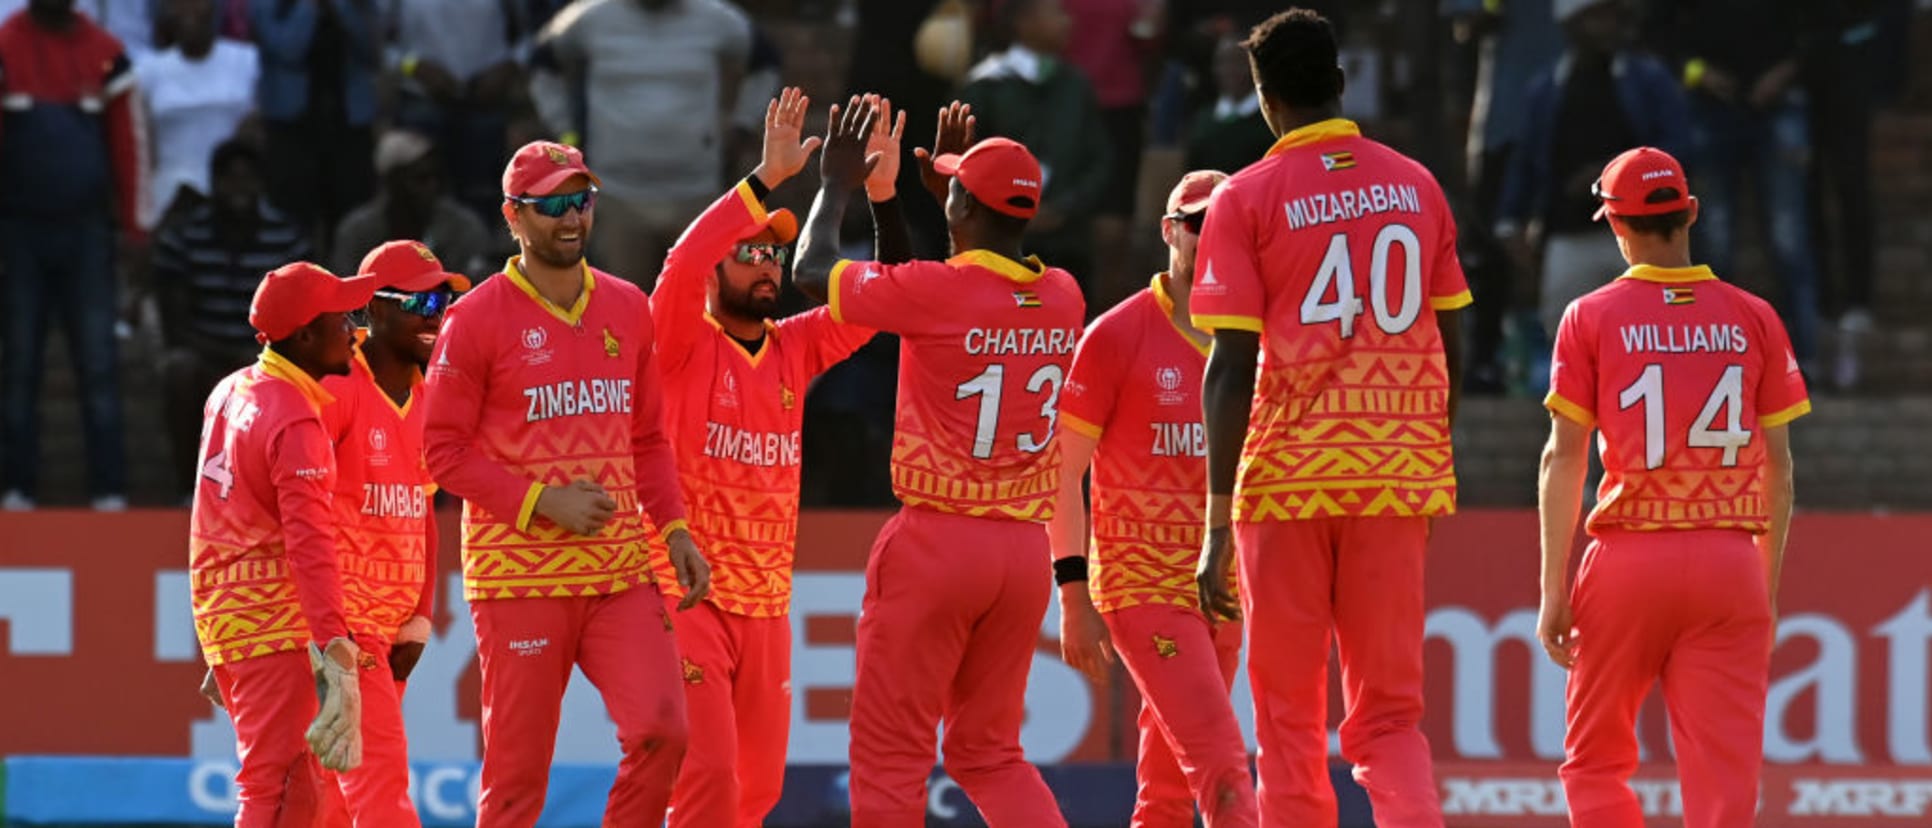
[[650, 87, 889, 827], [1051, 170, 1257, 828]]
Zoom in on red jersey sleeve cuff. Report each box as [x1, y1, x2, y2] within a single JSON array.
[[1192, 313, 1263, 334], [1544, 391, 1596, 428], [1431, 289, 1474, 311], [1760, 399, 1812, 428], [828, 260, 854, 323], [657, 519, 689, 541], [1059, 411, 1103, 439], [734, 179, 769, 224], [515, 482, 544, 532]]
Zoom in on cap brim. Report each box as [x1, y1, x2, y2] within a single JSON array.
[[742, 209, 799, 245], [932, 153, 966, 177], [325, 274, 382, 312], [1172, 195, 1213, 216], [386, 270, 474, 293], [517, 166, 603, 197]]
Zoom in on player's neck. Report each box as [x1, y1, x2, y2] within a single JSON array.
[[1270, 103, 1344, 137], [1622, 240, 1694, 270], [1159, 270, 1209, 345], [364, 343, 417, 407], [518, 254, 586, 310], [712, 307, 766, 342]]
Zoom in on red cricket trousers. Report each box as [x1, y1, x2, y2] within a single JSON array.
[[318, 637, 419, 827], [665, 598, 792, 828], [847, 507, 1066, 828], [471, 582, 688, 828], [1105, 603, 1255, 828], [1561, 529, 1772, 828], [213, 649, 327, 828], [1237, 516, 1443, 828]]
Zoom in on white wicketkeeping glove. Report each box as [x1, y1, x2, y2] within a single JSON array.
[[306, 638, 363, 772]]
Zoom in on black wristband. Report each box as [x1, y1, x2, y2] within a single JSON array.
[[744, 174, 772, 203], [1052, 556, 1089, 586]]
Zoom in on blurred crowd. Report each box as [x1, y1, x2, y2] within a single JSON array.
[[0, 0, 1917, 509]]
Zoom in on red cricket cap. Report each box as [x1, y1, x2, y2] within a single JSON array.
[[1592, 147, 1693, 221], [739, 208, 799, 245], [249, 262, 379, 344], [502, 141, 602, 198], [357, 241, 473, 292], [933, 137, 1042, 219], [1166, 169, 1228, 216]]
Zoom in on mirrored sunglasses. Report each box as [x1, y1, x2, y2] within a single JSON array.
[[373, 288, 453, 318], [734, 242, 789, 267], [507, 186, 598, 218]]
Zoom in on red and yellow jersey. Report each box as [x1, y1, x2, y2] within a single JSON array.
[[320, 344, 435, 642], [1546, 264, 1811, 534], [422, 259, 689, 601], [650, 183, 874, 617], [1059, 278, 1211, 613], [1190, 119, 1472, 522], [829, 250, 1084, 522], [189, 350, 349, 666]]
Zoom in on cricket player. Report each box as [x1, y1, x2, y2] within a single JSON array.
[[1051, 169, 1257, 828], [190, 261, 375, 827], [312, 240, 471, 826], [1191, 10, 1470, 828], [1538, 146, 1808, 828], [650, 87, 885, 827], [793, 100, 1082, 828], [421, 140, 712, 828]]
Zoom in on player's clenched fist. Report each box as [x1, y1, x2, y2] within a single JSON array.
[[537, 479, 618, 536]]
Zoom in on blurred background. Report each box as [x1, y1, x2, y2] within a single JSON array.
[[0, 0, 1929, 825]]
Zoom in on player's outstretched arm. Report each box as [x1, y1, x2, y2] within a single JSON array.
[[1050, 428, 1113, 681], [794, 97, 879, 302], [1197, 330, 1259, 624], [1535, 413, 1591, 670], [1760, 424, 1795, 624], [861, 95, 915, 265]]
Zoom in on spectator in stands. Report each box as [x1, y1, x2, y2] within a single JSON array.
[[249, 0, 379, 254], [1061, 0, 1164, 307], [136, 0, 256, 230], [1182, 36, 1273, 177], [1648, 0, 1822, 369], [386, 0, 533, 222], [0, 0, 154, 57], [1802, 0, 1882, 390], [1497, 0, 1686, 343], [530, 0, 750, 288], [332, 130, 492, 281], [153, 140, 310, 498], [0, 0, 144, 511], [1442, 0, 1562, 394], [959, 0, 1111, 302]]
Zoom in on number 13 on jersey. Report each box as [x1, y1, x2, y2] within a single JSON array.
[[956, 363, 1065, 459]]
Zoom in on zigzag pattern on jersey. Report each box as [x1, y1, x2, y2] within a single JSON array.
[[652, 474, 801, 618], [889, 430, 1058, 522], [191, 505, 313, 665], [333, 496, 429, 638], [1589, 467, 1769, 533]]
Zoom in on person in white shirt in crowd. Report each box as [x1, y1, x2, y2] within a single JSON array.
[[135, 0, 256, 230]]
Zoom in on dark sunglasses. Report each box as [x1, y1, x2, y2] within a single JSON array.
[[734, 242, 789, 267], [507, 186, 598, 218], [1165, 210, 1206, 235], [373, 288, 453, 318]]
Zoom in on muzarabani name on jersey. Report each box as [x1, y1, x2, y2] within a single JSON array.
[[963, 327, 1081, 356], [524, 379, 635, 423], [1284, 182, 1425, 231]]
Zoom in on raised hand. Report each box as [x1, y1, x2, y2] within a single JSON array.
[[914, 101, 976, 204], [819, 95, 881, 193], [863, 94, 909, 202], [753, 86, 823, 189]]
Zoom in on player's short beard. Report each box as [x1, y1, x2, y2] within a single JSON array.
[[527, 238, 585, 270], [718, 279, 779, 321]]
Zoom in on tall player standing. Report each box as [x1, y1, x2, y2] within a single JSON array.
[[191, 262, 374, 826], [314, 241, 470, 826], [1191, 10, 1469, 828], [650, 87, 884, 827], [1537, 147, 1807, 828], [794, 102, 1081, 827], [1051, 169, 1259, 828], [422, 141, 712, 828]]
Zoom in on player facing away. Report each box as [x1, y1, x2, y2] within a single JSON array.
[[1191, 10, 1471, 828], [311, 240, 470, 826], [1537, 147, 1808, 828], [1051, 169, 1259, 828], [190, 262, 375, 827], [651, 88, 884, 828], [421, 141, 713, 828], [793, 102, 1082, 827]]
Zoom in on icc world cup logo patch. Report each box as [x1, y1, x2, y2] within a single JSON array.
[[368, 428, 388, 452], [523, 327, 547, 350]]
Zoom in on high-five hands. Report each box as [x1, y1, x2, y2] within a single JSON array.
[[753, 86, 823, 189], [864, 95, 908, 202], [820, 95, 882, 193], [914, 101, 976, 205]]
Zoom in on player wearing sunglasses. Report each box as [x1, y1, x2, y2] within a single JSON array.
[[422, 140, 711, 828], [306, 240, 470, 826], [649, 87, 899, 828]]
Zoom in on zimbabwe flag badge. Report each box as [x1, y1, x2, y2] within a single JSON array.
[[1663, 287, 1696, 306], [1012, 290, 1042, 308], [1321, 151, 1356, 171]]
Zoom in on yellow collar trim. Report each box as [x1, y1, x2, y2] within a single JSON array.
[[703, 314, 779, 366], [1150, 274, 1211, 357], [505, 256, 594, 325], [1617, 264, 1717, 284], [948, 249, 1047, 284], [1264, 118, 1362, 158], [350, 330, 422, 418], [258, 347, 335, 413]]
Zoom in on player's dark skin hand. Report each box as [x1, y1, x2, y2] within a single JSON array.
[[1196, 526, 1242, 624], [388, 642, 425, 681], [913, 101, 975, 205], [819, 96, 881, 192]]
